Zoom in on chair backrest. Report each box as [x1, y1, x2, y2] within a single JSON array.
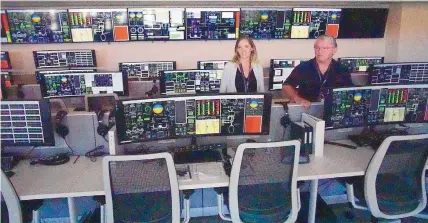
[[229, 140, 301, 223], [1, 170, 23, 223], [365, 134, 428, 219], [102, 153, 180, 223]]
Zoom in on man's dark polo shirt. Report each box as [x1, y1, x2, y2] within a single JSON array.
[[283, 58, 353, 102]]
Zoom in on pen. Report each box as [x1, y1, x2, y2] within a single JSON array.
[[73, 155, 80, 164]]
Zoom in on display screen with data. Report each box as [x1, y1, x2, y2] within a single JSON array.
[[1, 100, 55, 146], [197, 60, 229, 70], [338, 57, 384, 73], [269, 59, 305, 90], [186, 8, 239, 40], [291, 8, 341, 39], [323, 85, 428, 129], [37, 72, 128, 98], [115, 94, 272, 144], [1, 51, 11, 69], [33, 50, 96, 69], [159, 69, 223, 94], [369, 63, 428, 85], [119, 61, 176, 80], [240, 8, 292, 39]]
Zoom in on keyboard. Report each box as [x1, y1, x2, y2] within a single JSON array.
[[349, 129, 408, 149], [173, 143, 226, 164]]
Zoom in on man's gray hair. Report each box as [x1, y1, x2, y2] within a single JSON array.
[[316, 35, 338, 48]]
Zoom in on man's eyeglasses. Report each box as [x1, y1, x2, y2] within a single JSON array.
[[314, 46, 334, 51]]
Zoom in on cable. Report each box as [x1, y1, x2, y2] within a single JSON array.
[[102, 135, 109, 143], [85, 145, 107, 162], [63, 137, 75, 156], [24, 146, 36, 159]]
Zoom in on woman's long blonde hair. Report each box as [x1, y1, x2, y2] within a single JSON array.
[[232, 36, 259, 65]]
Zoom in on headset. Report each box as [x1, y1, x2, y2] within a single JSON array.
[[55, 110, 69, 138], [280, 102, 291, 129], [97, 109, 115, 137]]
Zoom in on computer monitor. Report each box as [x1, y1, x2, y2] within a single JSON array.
[[186, 8, 239, 40], [338, 57, 384, 73], [33, 50, 96, 69], [291, 8, 341, 39], [368, 62, 428, 85], [323, 84, 428, 129], [1, 51, 11, 69], [240, 8, 292, 39], [197, 60, 229, 70], [338, 8, 388, 38], [159, 69, 222, 95], [1, 10, 11, 43], [269, 59, 305, 90], [1, 99, 55, 146], [128, 8, 185, 41], [37, 72, 128, 98], [119, 61, 176, 80], [115, 94, 272, 144]]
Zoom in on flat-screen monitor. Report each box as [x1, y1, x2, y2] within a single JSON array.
[[7, 10, 72, 43], [33, 50, 96, 69], [291, 8, 341, 39], [115, 94, 272, 144], [369, 62, 428, 85], [269, 59, 305, 90], [197, 60, 229, 70], [119, 61, 176, 80], [323, 84, 428, 129], [240, 8, 292, 39], [1, 51, 11, 69], [159, 69, 222, 95], [338, 8, 388, 38], [128, 8, 185, 41], [338, 57, 384, 73], [186, 8, 239, 40], [37, 72, 128, 98], [1, 99, 55, 146]]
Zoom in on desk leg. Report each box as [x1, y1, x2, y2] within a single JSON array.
[[308, 179, 318, 223], [68, 197, 78, 223]]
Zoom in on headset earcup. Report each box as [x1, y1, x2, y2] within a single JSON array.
[[97, 124, 108, 137], [56, 124, 69, 138]]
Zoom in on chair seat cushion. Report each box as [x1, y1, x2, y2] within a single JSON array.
[[238, 183, 292, 222]]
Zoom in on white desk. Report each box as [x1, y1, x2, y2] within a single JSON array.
[[10, 141, 374, 223]]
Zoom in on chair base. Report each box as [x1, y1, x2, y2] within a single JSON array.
[[296, 192, 337, 222]]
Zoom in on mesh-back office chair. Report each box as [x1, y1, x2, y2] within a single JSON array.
[[103, 153, 189, 223], [219, 141, 302, 223], [346, 134, 428, 221]]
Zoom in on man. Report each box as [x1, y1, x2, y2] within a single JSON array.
[[282, 35, 353, 109]]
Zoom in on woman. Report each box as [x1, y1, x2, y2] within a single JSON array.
[[219, 36, 265, 93]]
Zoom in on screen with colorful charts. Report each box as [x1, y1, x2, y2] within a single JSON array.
[[115, 94, 272, 144], [0, 99, 55, 146], [240, 8, 292, 39], [119, 61, 176, 80], [37, 72, 128, 98], [369, 62, 428, 85], [186, 8, 240, 40], [1, 51, 11, 69], [197, 60, 229, 70], [127, 8, 185, 41], [290, 8, 341, 39], [159, 69, 223, 95], [323, 85, 428, 129], [33, 50, 96, 69], [7, 10, 72, 43], [338, 57, 384, 73]]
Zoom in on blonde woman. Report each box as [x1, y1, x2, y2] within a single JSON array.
[[219, 36, 265, 93]]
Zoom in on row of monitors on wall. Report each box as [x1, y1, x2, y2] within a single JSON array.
[[1, 8, 388, 43], [1, 99, 55, 146], [115, 94, 272, 144], [323, 84, 428, 130]]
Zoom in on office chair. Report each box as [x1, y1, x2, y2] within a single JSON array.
[[102, 153, 190, 223], [1, 169, 44, 223], [218, 141, 302, 223], [345, 134, 428, 222]]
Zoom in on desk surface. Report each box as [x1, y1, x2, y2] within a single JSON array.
[[10, 140, 374, 200]]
